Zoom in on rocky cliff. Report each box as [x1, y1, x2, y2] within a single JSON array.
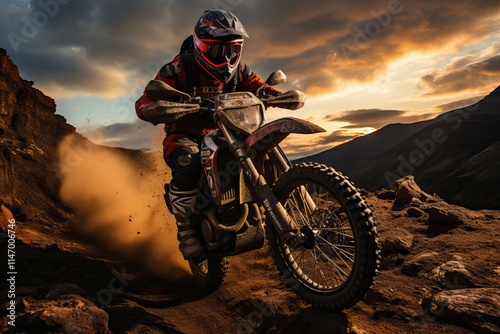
[[0, 48, 76, 231]]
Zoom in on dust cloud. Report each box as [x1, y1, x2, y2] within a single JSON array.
[[56, 134, 189, 280]]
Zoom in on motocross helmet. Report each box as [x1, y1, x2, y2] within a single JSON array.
[[193, 10, 248, 83]]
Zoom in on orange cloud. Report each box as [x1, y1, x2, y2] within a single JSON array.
[[419, 49, 500, 97]]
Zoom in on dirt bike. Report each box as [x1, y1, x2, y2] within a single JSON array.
[[145, 71, 380, 311]]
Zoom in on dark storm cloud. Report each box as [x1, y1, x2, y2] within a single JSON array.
[[1, 0, 499, 97], [419, 53, 500, 97], [0, 0, 192, 96]]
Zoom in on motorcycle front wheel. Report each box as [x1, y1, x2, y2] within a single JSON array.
[[266, 162, 381, 311]]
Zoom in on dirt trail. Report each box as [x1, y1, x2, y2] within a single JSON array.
[[4, 190, 499, 333]]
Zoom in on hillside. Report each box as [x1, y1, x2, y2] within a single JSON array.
[[298, 86, 500, 210], [296, 119, 439, 170]]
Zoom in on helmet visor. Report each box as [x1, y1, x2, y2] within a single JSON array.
[[206, 42, 242, 63], [194, 34, 243, 67]]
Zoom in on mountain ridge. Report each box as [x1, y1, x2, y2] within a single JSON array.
[[297, 85, 500, 209]]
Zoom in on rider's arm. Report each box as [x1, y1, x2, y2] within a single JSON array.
[[135, 58, 183, 122], [239, 64, 281, 96]]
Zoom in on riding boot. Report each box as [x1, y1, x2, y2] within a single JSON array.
[[168, 186, 205, 260]]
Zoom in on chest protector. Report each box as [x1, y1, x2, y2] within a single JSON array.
[[180, 45, 239, 98]]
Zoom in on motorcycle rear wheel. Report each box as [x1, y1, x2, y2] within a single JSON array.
[[189, 256, 228, 291], [266, 162, 380, 311]]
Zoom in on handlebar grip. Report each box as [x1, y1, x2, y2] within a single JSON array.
[[264, 90, 306, 110]]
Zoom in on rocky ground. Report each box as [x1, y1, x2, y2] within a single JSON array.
[[1, 171, 499, 334]]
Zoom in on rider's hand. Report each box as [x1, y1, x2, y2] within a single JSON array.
[[141, 100, 200, 125]]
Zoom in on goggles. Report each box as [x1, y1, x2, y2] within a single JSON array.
[[194, 34, 243, 66]]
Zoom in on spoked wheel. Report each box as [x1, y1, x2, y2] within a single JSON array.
[[189, 256, 228, 291], [267, 162, 380, 311]]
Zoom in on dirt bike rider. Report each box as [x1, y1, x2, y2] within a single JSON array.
[[136, 10, 281, 260]]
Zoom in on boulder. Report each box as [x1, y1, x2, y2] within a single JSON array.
[[393, 176, 434, 208], [18, 294, 109, 334], [431, 261, 478, 289], [402, 252, 439, 276], [422, 201, 478, 225], [430, 288, 500, 333], [409, 198, 424, 208], [407, 207, 424, 218], [375, 189, 396, 200], [380, 228, 413, 253]]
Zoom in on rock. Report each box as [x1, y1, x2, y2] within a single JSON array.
[[18, 298, 30, 312], [0, 50, 76, 226], [0, 204, 15, 233], [409, 198, 424, 208], [422, 201, 477, 225], [358, 188, 369, 196], [429, 288, 500, 333], [407, 207, 424, 218], [375, 189, 396, 200], [44, 243, 61, 252], [381, 228, 413, 253], [431, 261, 478, 289], [45, 283, 87, 299], [18, 294, 109, 334], [348, 325, 368, 334], [402, 252, 439, 276], [393, 176, 434, 208]]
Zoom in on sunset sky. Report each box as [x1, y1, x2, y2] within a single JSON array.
[[1, 0, 500, 159]]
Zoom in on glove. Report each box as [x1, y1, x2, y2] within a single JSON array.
[[141, 100, 200, 125]]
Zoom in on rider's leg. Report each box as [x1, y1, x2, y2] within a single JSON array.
[[165, 136, 204, 260]]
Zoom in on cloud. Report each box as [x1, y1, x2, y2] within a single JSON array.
[[0, 0, 187, 98], [245, 0, 500, 96], [1, 0, 500, 99], [324, 108, 404, 128], [323, 108, 438, 129], [433, 95, 485, 112], [314, 130, 363, 145], [278, 129, 366, 161], [418, 47, 500, 97]]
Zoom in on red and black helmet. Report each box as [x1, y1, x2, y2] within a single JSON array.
[[193, 10, 249, 83]]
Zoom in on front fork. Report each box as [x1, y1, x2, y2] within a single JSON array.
[[217, 119, 311, 248]]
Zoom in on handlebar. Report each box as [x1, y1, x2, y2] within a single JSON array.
[[190, 90, 306, 112], [199, 106, 213, 114], [146, 80, 305, 112]]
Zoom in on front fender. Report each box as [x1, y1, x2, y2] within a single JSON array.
[[246, 117, 325, 152], [244, 118, 325, 177]]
